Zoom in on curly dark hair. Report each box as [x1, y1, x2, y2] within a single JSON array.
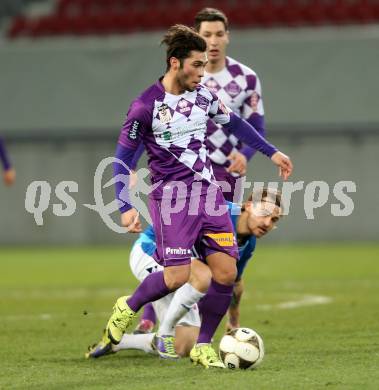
[[161, 24, 207, 71]]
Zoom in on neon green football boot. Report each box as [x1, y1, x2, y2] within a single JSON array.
[[190, 343, 225, 369], [155, 335, 179, 359], [106, 295, 136, 344]]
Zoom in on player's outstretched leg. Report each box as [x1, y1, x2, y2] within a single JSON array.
[[85, 328, 114, 359], [154, 335, 179, 359], [113, 332, 157, 354]]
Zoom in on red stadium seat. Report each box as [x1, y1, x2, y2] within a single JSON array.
[[326, 0, 352, 25], [253, 1, 278, 28], [352, 0, 376, 24], [7, 0, 379, 39], [276, 0, 304, 27], [7, 16, 29, 38], [302, 0, 328, 26]]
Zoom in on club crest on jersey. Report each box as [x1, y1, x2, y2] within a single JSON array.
[[225, 80, 241, 98], [205, 78, 220, 93], [177, 99, 191, 114], [250, 91, 259, 112], [195, 94, 208, 111], [158, 103, 172, 123]]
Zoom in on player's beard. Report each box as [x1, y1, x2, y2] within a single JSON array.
[[177, 69, 196, 92]]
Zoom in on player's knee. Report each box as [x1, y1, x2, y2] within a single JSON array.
[[189, 261, 212, 293], [213, 262, 237, 286], [164, 264, 191, 291], [166, 276, 188, 290]]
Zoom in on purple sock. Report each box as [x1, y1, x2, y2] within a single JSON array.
[[127, 271, 170, 313], [141, 303, 157, 324], [197, 279, 234, 344]]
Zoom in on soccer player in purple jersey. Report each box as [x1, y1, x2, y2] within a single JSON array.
[[195, 8, 267, 202], [97, 25, 292, 368], [136, 8, 270, 332], [0, 137, 16, 186], [86, 188, 283, 360]]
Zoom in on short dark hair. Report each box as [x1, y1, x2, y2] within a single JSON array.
[[161, 24, 207, 71], [242, 187, 284, 215], [194, 7, 229, 32]]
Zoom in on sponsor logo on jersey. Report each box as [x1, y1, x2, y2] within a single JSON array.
[[158, 103, 172, 123], [157, 121, 205, 141], [205, 232, 235, 247], [250, 91, 259, 112], [165, 246, 192, 255], [128, 120, 140, 140]]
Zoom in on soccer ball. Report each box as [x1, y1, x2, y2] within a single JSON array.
[[219, 327, 264, 370]]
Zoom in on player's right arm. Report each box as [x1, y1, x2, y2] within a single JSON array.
[[114, 101, 150, 232], [0, 137, 16, 186]]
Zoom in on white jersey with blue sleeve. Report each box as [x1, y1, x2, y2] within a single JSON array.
[[227, 202, 257, 280]]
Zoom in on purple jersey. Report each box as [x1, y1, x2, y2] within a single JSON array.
[[118, 79, 231, 199], [202, 57, 265, 166]]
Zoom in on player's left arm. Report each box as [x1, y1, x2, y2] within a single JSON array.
[[210, 98, 292, 180], [239, 74, 266, 161]]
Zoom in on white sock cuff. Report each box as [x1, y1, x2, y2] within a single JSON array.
[[178, 283, 205, 303]]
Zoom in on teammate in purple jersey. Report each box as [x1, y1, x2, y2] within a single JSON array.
[[195, 8, 267, 201], [97, 25, 292, 368], [0, 137, 16, 186]]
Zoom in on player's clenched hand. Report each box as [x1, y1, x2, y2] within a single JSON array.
[[226, 151, 247, 175], [129, 170, 138, 189], [121, 208, 142, 233], [3, 168, 16, 186], [271, 151, 293, 180]]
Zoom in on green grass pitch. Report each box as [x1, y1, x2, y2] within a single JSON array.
[[1, 244, 379, 389]]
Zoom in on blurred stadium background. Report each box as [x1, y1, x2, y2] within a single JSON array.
[[1, 0, 379, 245]]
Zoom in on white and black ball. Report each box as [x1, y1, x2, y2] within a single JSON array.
[[219, 327, 264, 370]]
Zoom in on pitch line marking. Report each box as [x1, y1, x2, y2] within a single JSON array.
[[256, 295, 333, 311], [1, 295, 333, 321]]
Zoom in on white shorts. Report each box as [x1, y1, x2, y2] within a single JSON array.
[[129, 243, 200, 328]]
